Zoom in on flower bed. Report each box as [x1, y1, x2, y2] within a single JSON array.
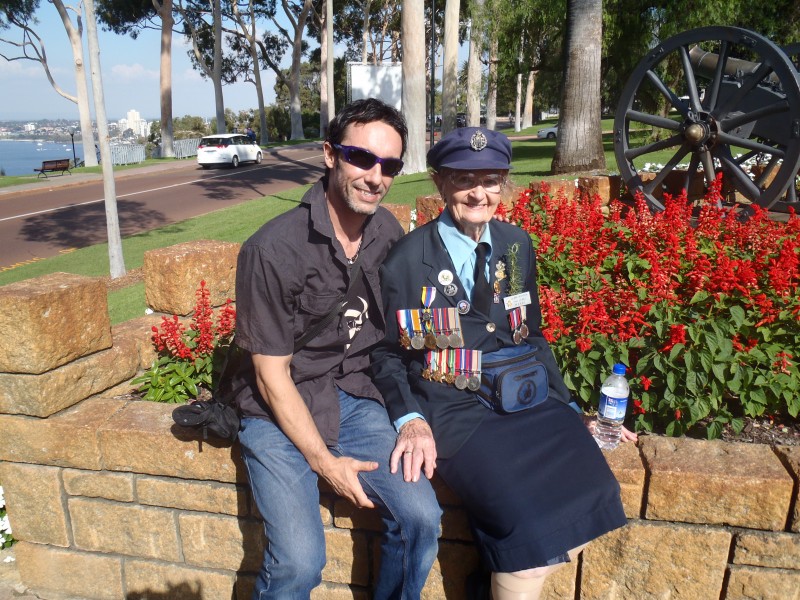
[[497, 176, 800, 439]]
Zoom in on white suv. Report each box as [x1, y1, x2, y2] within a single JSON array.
[[197, 133, 262, 168]]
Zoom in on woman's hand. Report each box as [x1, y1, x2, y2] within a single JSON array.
[[390, 418, 438, 483], [582, 415, 639, 444]]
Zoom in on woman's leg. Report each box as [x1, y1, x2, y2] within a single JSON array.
[[490, 545, 587, 600]]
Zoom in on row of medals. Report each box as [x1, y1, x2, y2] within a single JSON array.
[[422, 360, 481, 391]]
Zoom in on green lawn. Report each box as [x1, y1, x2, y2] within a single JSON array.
[[1, 125, 677, 325]]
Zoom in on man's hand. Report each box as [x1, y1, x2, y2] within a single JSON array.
[[390, 418, 437, 482], [316, 454, 378, 509]]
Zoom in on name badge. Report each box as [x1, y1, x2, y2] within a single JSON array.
[[503, 292, 531, 310]]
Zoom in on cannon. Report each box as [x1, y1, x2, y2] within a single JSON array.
[[613, 26, 800, 214]]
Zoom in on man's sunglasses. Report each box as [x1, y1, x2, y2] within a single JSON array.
[[332, 144, 404, 177]]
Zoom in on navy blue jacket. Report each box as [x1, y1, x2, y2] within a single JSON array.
[[371, 217, 576, 458]]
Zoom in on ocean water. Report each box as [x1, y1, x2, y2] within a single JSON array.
[[0, 140, 86, 177]]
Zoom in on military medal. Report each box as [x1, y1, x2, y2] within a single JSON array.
[[519, 305, 529, 338], [466, 350, 482, 391], [433, 309, 449, 349], [438, 269, 454, 286], [454, 349, 468, 389], [410, 310, 425, 349], [446, 308, 464, 348], [508, 307, 523, 345], [396, 310, 413, 349]]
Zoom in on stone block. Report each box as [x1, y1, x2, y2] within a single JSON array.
[[383, 203, 412, 233], [577, 175, 613, 205], [124, 559, 236, 600], [137, 476, 248, 516], [70, 497, 180, 561], [603, 441, 645, 518], [144, 240, 240, 315], [179, 513, 264, 572], [333, 499, 383, 532], [63, 469, 134, 502], [581, 520, 730, 599], [0, 335, 140, 417], [323, 527, 370, 586], [415, 195, 444, 226], [529, 179, 577, 201], [775, 445, 800, 532], [0, 397, 121, 469], [0, 463, 69, 546], [0, 272, 111, 374], [733, 531, 800, 569], [111, 315, 163, 371], [98, 399, 244, 483], [14, 542, 123, 600], [542, 557, 578, 600], [725, 565, 800, 600], [641, 437, 793, 529], [422, 541, 481, 600]]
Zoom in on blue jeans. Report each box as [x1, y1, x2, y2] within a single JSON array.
[[238, 389, 441, 599]]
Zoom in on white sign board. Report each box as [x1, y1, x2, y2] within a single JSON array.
[[347, 63, 403, 110]]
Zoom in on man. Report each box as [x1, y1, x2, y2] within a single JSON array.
[[232, 99, 441, 599]]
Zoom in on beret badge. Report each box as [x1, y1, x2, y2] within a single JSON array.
[[469, 130, 488, 151]]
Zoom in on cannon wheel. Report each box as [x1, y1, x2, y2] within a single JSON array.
[[614, 26, 800, 213]]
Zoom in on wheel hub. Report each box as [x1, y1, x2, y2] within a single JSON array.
[[682, 113, 716, 147]]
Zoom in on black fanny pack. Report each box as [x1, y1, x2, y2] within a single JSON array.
[[475, 344, 549, 413]]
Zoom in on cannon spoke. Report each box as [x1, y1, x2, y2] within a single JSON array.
[[753, 155, 781, 188], [625, 110, 681, 131], [645, 70, 684, 113], [720, 100, 790, 131], [646, 145, 692, 192], [625, 133, 685, 161], [700, 151, 716, 186], [716, 132, 785, 159], [679, 46, 703, 112], [705, 40, 731, 111], [718, 154, 763, 200]]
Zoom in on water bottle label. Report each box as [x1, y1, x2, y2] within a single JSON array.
[[599, 393, 628, 421]]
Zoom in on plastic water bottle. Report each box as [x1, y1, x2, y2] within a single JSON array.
[[594, 363, 629, 450]]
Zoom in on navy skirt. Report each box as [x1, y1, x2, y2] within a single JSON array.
[[436, 398, 627, 573]]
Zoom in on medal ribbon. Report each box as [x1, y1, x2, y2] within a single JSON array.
[[421, 287, 437, 308], [410, 309, 423, 338], [508, 307, 522, 330]]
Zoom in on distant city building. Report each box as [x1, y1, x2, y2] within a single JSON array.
[[23, 123, 35, 132], [118, 109, 149, 138]]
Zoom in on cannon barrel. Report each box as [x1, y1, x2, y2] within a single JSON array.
[[688, 45, 782, 87]]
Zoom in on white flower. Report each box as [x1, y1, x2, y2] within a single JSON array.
[[0, 515, 11, 535], [0, 485, 4, 507], [145, 308, 154, 315]]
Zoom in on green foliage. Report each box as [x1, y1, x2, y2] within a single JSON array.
[[503, 178, 800, 438]]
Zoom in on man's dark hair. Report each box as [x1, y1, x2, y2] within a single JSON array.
[[326, 99, 407, 157]]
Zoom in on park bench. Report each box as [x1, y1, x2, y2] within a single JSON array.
[[34, 158, 72, 178]]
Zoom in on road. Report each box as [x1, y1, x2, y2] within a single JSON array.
[[0, 144, 326, 271]]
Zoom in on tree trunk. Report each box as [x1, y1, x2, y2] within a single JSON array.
[[485, 31, 498, 131], [158, 0, 174, 158], [441, 0, 459, 135], [319, 0, 334, 138], [84, 0, 126, 278], [522, 70, 535, 129], [288, 0, 312, 140], [515, 72, 522, 132], [551, 0, 605, 174], [51, 0, 97, 167], [361, 0, 372, 63], [466, 4, 484, 127], [212, 0, 226, 134], [401, 0, 426, 173]]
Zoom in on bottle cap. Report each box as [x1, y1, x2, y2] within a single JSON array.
[[612, 363, 627, 375]]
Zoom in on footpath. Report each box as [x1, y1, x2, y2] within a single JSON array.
[[0, 547, 41, 600]]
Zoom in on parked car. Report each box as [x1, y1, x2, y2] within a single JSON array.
[[537, 123, 559, 139], [197, 133, 262, 168], [456, 112, 467, 128]]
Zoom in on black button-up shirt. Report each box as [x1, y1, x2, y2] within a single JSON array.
[[232, 178, 405, 445]]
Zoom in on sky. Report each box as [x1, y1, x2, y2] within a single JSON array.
[[0, 5, 281, 122]]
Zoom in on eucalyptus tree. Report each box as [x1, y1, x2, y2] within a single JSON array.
[[178, 0, 227, 134], [551, 0, 605, 174], [401, 0, 427, 173], [96, 0, 176, 157], [440, 0, 459, 133], [464, 0, 483, 126], [1, 0, 98, 166]]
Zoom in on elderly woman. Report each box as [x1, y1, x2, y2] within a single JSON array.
[[371, 127, 636, 599]]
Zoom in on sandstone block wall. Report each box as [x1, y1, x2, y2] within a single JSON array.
[[1, 241, 798, 600]]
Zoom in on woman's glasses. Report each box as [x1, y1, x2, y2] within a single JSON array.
[[332, 144, 404, 177], [449, 171, 507, 193]]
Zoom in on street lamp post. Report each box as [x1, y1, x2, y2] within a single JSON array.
[[69, 129, 78, 167]]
